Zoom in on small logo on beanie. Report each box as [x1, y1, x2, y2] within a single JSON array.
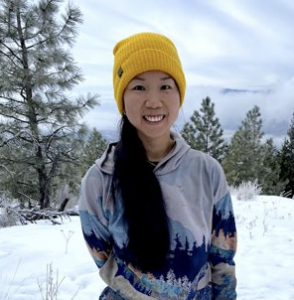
[[118, 67, 123, 78]]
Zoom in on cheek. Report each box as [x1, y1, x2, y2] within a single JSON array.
[[170, 105, 180, 119], [124, 98, 137, 113], [169, 95, 181, 115], [123, 92, 132, 112], [123, 96, 142, 122]]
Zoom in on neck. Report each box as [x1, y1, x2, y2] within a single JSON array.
[[140, 133, 175, 162]]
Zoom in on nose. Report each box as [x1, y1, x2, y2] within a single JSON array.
[[145, 89, 162, 108]]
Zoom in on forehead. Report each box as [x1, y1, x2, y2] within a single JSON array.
[[131, 70, 173, 81]]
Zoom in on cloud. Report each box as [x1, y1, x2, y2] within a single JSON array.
[[71, 0, 294, 145], [179, 78, 294, 145]]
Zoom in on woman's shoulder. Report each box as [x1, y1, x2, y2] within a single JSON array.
[[92, 142, 117, 175], [162, 133, 223, 175], [81, 143, 117, 186], [186, 147, 221, 167]]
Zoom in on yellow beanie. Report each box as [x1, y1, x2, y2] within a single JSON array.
[[113, 32, 186, 114]]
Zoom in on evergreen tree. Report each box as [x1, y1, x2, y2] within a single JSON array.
[[181, 97, 226, 161], [80, 128, 108, 176], [260, 138, 286, 195], [222, 106, 264, 187], [0, 0, 98, 208], [278, 112, 294, 198]]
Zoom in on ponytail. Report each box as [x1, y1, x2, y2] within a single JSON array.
[[112, 115, 170, 272]]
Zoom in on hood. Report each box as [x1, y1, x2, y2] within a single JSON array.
[[95, 132, 191, 176]]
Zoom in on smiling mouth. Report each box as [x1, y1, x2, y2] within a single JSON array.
[[144, 115, 165, 122]]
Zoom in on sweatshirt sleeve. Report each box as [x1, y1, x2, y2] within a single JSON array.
[[78, 165, 112, 269], [209, 191, 237, 299], [208, 160, 237, 299]]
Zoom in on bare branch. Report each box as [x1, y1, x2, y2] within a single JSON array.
[[0, 41, 23, 64], [0, 164, 15, 177]]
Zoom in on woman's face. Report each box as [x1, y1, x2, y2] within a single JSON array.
[[123, 71, 180, 142]]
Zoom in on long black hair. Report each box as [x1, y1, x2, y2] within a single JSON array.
[[112, 114, 171, 272]]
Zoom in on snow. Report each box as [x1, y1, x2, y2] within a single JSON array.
[[1, 196, 294, 300]]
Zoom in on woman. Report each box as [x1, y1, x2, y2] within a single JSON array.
[[79, 32, 237, 300]]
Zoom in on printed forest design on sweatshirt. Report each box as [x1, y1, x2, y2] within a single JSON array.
[[81, 193, 236, 300], [79, 133, 237, 300]]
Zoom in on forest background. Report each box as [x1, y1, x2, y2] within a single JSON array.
[[0, 0, 293, 223]]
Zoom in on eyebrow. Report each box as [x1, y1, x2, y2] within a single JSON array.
[[133, 75, 172, 81]]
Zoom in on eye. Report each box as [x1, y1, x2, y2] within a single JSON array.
[[132, 85, 145, 91], [161, 85, 171, 90]]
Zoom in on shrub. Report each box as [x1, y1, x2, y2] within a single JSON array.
[[230, 180, 262, 201], [0, 196, 22, 228]]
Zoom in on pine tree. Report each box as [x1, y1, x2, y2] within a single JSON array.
[[278, 112, 294, 198], [80, 128, 108, 176], [181, 97, 226, 161], [260, 138, 286, 195], [222, 106, 264, 187], [0, 0, 98, 208]]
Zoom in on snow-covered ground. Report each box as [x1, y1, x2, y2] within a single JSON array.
[[0, 195, 294, 300]]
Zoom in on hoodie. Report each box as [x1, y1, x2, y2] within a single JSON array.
[[79, 133, 237, 300]]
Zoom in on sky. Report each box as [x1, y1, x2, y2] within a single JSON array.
[[1, 194, 294, 299], [70, 0, 294, 145]]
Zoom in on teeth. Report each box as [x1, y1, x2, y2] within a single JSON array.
[[145, 115, 164, 122]]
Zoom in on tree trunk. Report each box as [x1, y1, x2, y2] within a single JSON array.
[[38, 164, 52, 209], [58, 198, 70, 212], [16, 6, 51, 208]]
